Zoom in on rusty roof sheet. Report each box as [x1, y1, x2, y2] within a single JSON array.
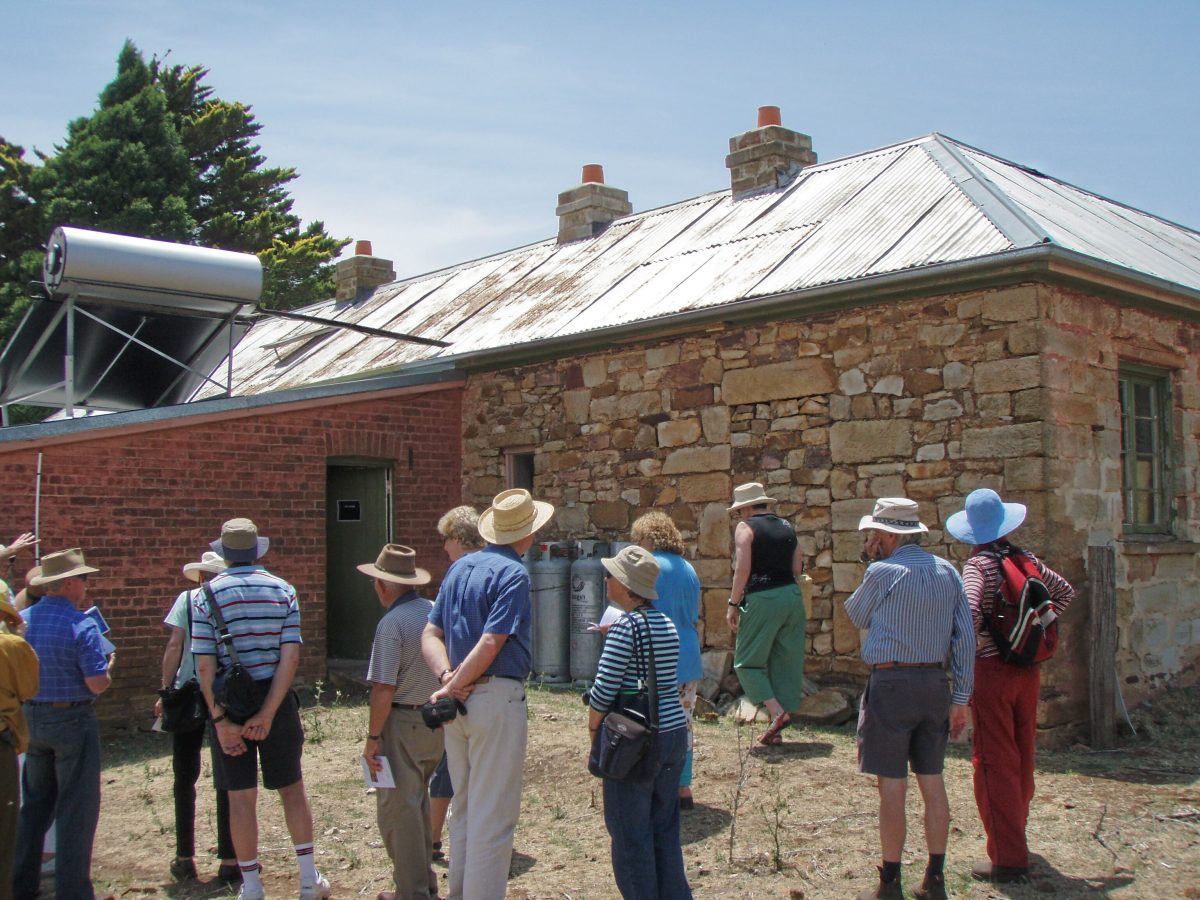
[[195, 133, 1200, 399]]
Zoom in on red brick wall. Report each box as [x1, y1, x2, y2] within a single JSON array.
[[0, 386, 463, 721]]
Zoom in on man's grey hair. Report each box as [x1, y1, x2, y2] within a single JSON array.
[[895, 531, 923, 547]]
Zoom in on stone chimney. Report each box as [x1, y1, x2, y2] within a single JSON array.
[[556, 164, 632, 244], [725, 106, 817, 200], [335, 240, 396, 301]]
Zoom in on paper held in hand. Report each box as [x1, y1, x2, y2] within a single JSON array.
[[360, 754, 395, 789], [587, 603, 623, 633]]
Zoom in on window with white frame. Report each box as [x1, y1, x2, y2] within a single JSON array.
[[1118, 364, 1172, 533]]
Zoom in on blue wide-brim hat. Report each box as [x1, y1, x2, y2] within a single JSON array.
[[946, 489, 1026, 545]]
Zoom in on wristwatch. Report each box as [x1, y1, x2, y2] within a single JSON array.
[[368, 734, 381, 741], [439, 668, 452, 683]]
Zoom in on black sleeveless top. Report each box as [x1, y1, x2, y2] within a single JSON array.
[[746, 514, 797, 594]]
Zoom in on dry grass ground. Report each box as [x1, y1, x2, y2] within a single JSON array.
[[89, 683, 1200, 899]]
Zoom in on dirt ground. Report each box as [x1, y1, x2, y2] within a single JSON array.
[[86, 683, 1200, 899]]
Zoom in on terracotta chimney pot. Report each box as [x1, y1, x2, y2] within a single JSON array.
[[581, 164, 605, 184], [354, 239, 373, 256], [757, 106, 782, 127]]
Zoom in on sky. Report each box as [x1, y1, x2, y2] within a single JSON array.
[[3, 0, 1199, 279]]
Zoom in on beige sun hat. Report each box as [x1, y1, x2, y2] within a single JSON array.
[[477, 489, 555, 545], [357, 544, 431, 585], [727, 482, 777, 512], [858, 497, 929, 534], [0, 581, 20, 628], [30, 548, 99, 587], [601, 545, 661, 601], [183, 551, 228, 583]]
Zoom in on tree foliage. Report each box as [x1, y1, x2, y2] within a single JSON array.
[[0, 39, 347, 348]]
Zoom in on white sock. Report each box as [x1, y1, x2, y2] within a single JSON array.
[[295, 842, 317, 884], [239, 859, 263, 894]]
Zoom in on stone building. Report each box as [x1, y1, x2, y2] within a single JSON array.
[[3, 109, 1197, 738]]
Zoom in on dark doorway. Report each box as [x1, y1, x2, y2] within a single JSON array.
[[326, 461, 392, 661]]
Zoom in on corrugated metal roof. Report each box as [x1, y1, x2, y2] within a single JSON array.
[[195, 133, 1200, 399]]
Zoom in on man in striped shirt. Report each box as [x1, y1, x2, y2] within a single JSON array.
[[358, 544, 443, 900], [846, 498, 974, 900], [192, 518, 330, 900]]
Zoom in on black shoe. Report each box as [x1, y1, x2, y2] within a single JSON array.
[[679, 796, 694, 811], [217, 862, 243, 884], [169, 857, 197, 881], [431, 841, 446, 862]]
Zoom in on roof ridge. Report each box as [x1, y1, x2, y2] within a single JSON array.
[[921, 134, 1050, 248]]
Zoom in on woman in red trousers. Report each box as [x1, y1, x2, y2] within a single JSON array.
[[947, 489, 1075, 884]]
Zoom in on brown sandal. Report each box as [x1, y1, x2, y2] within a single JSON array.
[[758, 711, 791, 745]]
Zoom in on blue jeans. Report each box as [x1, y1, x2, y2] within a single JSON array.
[[603, 726, 692, 900], [14, 703, 102, 900]]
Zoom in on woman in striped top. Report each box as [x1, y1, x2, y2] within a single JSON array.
[[588, 546, 692, 900], [948, 489, 1075, 884]]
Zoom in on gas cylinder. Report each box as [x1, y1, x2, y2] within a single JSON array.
[[569, 540, 610, 682], [530, 541, 572, 682]]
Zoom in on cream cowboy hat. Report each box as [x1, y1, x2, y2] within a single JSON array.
[[857, 498, 929, 534], [477, 489, 555, 545], [357, 544, 431, 586], [30, 548, 100, 587], [727, 482, 777, 512], [601, 545, 661, 600], [183, 551, 228, 583], [210, 517, 270, 563]]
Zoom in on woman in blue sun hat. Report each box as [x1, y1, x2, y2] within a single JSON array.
[[946, 489, 1075, 885]]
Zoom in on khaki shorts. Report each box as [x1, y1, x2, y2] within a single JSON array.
[[857, 668, 950, 778]]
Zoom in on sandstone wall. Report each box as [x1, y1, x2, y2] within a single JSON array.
[[1042, 287, 1200, 716]]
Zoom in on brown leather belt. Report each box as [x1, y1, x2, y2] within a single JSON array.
[[871, 662, 944, 671], [474, 675, 524, 685]]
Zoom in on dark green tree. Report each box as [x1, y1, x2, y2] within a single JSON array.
[[2, 39, 347, 343]]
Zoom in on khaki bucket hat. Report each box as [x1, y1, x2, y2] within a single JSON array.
[[727, 482, 777, 512], [601, 545, 661, 601]]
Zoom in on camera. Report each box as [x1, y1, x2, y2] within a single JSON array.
[[421, 696, 465, 730]]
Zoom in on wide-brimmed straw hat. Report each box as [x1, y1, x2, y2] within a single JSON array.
[[601, 545, 661, 601], [357, 544, 431, 586], [183, 551, 228, 583], [946, 489, 1026, 545], [728, 482, 777, 512], [857, 498, 929, 534], [477, 489, 555, 545], [210, 517, 269, 563], [30, 548, 100, 587]]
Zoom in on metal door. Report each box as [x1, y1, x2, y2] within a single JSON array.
[[326, 464, 392, 660]]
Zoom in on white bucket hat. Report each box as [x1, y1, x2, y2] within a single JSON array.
[[857, 498, 929, 534], [728, 482, 777, 512], [477, 489, 555, 545]]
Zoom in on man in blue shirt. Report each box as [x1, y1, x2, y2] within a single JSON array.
[[14, 548, 112, 900], [422, 488, 554, 900], [846, 498, 974, 900]]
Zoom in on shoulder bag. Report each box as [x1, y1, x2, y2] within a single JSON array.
[[204, 583, 271, 725], [159, 591, 208, 734], [588, 607, 660, 783]]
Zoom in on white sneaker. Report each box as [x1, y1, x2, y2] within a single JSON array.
[[298, 874, 331, 899], [237, 886, 266, 900]]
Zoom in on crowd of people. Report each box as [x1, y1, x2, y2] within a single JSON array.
[[0, 480, 1075, 900]]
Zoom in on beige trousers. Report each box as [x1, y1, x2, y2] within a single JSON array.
[[443, 678, 528, 900], [377, 707, 445, 900]]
